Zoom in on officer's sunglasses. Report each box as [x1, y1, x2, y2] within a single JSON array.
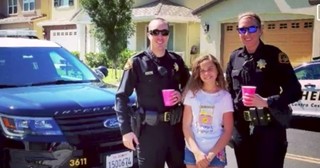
[[149, 29, 170, 36], [237, 26, 259, 34]]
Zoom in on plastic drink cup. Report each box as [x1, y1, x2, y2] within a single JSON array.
[[162, 89, 175, 106], [242, 86, 256, 106], [241, 86, 256, 96]]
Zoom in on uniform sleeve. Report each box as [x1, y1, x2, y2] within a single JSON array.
[[267, 51, 302, 108], [177, 56, 191, 90], [226, 54, 235, 99], [115, 58, 138, 135]]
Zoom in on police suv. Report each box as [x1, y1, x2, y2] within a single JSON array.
[[291, 57, 320, 118], [0, 38, 135, 168]]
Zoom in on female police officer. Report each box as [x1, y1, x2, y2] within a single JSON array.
[[226, 12, 302, 168], [115, 18, 190, 168]]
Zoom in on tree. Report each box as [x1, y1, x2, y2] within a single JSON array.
[[80, 0, 134, 73]]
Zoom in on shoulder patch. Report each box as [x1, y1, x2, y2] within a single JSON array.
[[278, 52, 290, 64], [124, 58, 133, 70]]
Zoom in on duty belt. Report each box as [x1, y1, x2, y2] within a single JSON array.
[[144, 110, 171, 126], [244, 108, 271, 126], [159, 111, 171, 122]]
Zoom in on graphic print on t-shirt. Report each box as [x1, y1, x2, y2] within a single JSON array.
[[196, 105, 214, 134]]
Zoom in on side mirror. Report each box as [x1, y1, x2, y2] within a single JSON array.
[[94, 66, 108, 79]]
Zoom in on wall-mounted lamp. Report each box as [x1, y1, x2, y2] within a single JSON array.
[[203, 23, 210, 33]]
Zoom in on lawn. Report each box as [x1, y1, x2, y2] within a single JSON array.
[[103, 69, 123, 86]]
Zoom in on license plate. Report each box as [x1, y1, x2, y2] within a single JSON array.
[[106, 151, 133, 168]]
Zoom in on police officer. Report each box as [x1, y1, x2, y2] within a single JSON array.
[[115, 18, 190, 168], [226, 12, 302, 168]]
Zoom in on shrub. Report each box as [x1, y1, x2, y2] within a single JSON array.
[[84, 52, 108, 68], [70, 51, 80, 59]]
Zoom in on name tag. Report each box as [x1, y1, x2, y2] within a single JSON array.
[[145, 71, 153, 75]]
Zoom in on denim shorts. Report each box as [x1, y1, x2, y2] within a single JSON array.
[[184, 147, 227, 167]]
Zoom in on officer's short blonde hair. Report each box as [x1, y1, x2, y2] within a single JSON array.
[[238, 11, 262, 27]]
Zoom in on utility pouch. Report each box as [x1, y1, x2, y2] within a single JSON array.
[[170, 104, 183, 125], [256, 108, 271, 126], [144, 110, 159, 126], [244, 108, 271, 126]]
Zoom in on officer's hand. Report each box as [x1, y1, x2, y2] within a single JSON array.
[[243, 94, 268, 108], [171, 90, 181, 105], [122, 132, 139, 151]]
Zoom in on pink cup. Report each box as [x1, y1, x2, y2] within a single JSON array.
[[242, 86, 256, 96], [162, 89, 175, 106], [242, 86, 256, 106]]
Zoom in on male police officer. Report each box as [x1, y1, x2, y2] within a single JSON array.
[[226, 12, 302, 168], [115, 18, 190, 168]]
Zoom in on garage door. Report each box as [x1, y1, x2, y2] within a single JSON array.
[[221, 19, 313, 70], [50, 29, 78, 52]]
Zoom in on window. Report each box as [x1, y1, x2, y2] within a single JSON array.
[[279, 23, 287, 29], [291, 22, 300, 29], [295, 64, 320, 80], [304, 22, 313, 28], [226, 25, 233, 31], [267, 23, 276, 30], [8, 0, 17, 14], [23, 0, 35, 11], [54, 0, 74, 7]]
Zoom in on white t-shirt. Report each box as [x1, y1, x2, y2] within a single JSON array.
[[183, 89, 234, 153]]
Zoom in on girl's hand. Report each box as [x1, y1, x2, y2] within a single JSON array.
[[194, 151, 210, 168], [206, 152, 216, 162]]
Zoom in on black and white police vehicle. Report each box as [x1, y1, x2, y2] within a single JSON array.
[[291, 57, 320, 118]]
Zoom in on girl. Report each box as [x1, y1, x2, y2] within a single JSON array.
[[182, 54, 234, 168]]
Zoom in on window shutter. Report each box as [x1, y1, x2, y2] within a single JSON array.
[[54, 0, 59, 7], [69, 0, 74, 6]]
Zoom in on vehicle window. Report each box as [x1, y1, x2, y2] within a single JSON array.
[[50, 52, 83, 80], [0, 47, 97, 86], [295, 64, 320, 80]]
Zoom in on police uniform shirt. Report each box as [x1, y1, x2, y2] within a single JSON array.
[[115, 49, 190, 135], [226, 40, 302, 112]]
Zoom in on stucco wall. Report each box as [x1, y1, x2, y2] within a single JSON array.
[[197, 0, 318, 61], [174, 23, 187, 52], [135, 22, 148, 51]]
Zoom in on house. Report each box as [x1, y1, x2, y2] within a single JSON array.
[[72, 0, 206, 66], [0, 0, 51, 39], [38, 0, 82, 52], [192, 0, 320, 69]]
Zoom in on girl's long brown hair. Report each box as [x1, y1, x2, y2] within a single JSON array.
[[182, 54, 227, 98]]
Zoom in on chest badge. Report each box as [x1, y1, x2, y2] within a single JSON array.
[[174, 63, 179, 72], [257, 59, 267, 69]]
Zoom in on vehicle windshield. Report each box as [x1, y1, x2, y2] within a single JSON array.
[[295, 63, 320, 80], [0, 47, 98, 87]]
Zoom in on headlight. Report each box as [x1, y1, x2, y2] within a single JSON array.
[[0, 114, 62, 139]]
